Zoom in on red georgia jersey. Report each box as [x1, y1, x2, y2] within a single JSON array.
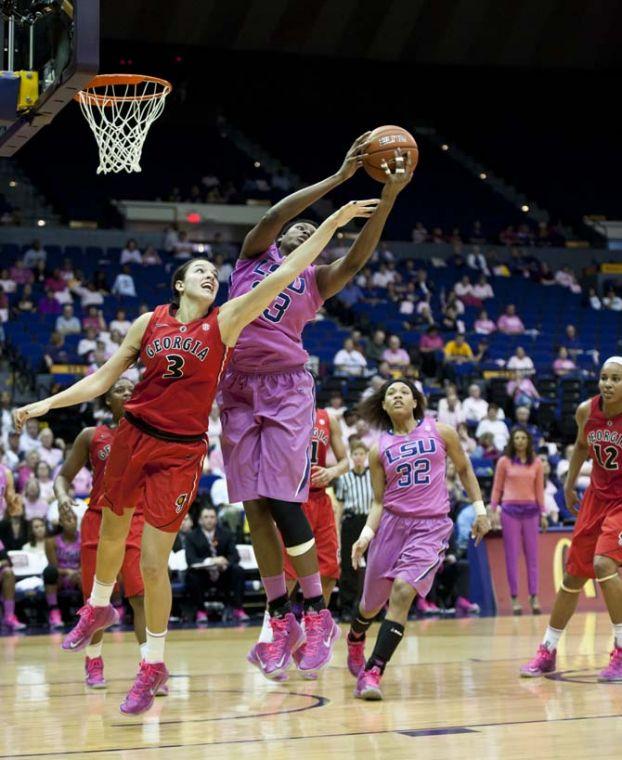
[[584, 395, 622, 498], [125, 304, 230, 437], [310, 408, 331, 492], [88, 424, 115, 513]]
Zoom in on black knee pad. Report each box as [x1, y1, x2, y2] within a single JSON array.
[[268, 499, 313, 548], [43, 565, 59, 585]]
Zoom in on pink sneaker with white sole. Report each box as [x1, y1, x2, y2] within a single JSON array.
[[354, 665, 383, 700], [4, 614, 26, 631], [120, 661, 169, 715], [247, 613, 305, 681], [520, 644, 557, 677], [598, 646, 622, 682], [296, 609, 340, 677], [62, 603, 118, 652], [85, 656, 106, 688]]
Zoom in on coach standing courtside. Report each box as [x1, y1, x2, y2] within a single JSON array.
[[335, 441, 374, 621]]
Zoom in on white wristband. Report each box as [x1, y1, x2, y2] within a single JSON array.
[[473, 500, 486, 517], [360, 525, 375, 543]]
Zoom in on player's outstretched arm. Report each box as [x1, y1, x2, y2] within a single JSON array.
[[439, 423, 491, 545], [315, 149, 414, 300], [564, 401, 591, 515], [12, 313, 152, 430], [53, 427, 93, 515], [311, 414, 350, 488], [351, 444, 385, 569], [218, 199, 379, 346], [239, 132, 371, 260]]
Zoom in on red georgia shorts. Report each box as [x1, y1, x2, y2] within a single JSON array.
[[80, 507, 145, 599], [566, 487, 622, 578], [283, 489, 340, 581], [101, 418, 208, 533]]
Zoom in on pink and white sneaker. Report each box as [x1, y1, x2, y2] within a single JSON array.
[[347, 636, 366, 677], [85, 656, 106, 688], [598, 646, 622, 682], [354, 665, 383, 700], [247, 612, 305, 681], [296, 609, 341, 677], [232, 608, 250, 623], [3, 614, 26, 631], [520, 644, 557, 677], [48, 608, 63, 629], [196, 610, 208, 624], [120, 661, 169, 715], [62, 603, 119, 652], [456, 596, 480, 616]]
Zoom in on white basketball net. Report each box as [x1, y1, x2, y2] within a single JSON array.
[[77, 78, 171, 174]]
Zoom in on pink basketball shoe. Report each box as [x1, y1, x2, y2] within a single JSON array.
[[48, 608, 63, 629], [120, 661, 169, 715], [520, 644, 557, 677], [598, 646, 622, 682], [247, 612, 305, 681], [346, 636, 366, 677], [296, 609, 341, 677], [354, 665, 383, 700], [4, 614, 26, 631], [62, 603, 119, 652], [85, 656, 106, 688]]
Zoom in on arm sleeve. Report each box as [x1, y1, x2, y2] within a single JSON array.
[[490, 457, 507, 509]]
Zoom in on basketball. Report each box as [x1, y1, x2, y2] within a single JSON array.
[[363, 125, 419, 183]]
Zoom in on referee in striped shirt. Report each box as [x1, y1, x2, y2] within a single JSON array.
[[335, 440, 374, 622]]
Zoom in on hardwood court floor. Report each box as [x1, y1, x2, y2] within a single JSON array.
[[2, 613, 622, 759]]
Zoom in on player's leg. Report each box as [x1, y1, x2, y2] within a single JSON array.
[[80, 514, 109, 686], [521, 512, 541, 613], [594, 553, 622, 681], [42, 564, 62, 629], [1, 566, 25, 630], [500, 510, 522, 614]]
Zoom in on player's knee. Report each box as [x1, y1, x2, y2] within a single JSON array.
[[594, 555, 619, 579], [390, 579, 416, 610], [268, 499, 313, 548], [42, 565, 58, 585], [244, 499, 271, 529], [140, 554, 167, 584], [562, 573, 586, 592]]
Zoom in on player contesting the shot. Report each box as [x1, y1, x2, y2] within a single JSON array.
[[220, 133, 414, 679], [521, 358, 622, 681], [12, 197, 377, 715], [347, 379, 490, 700]]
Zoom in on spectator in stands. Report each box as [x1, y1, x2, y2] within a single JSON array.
[[111, 265, 137, 297], [603, 288, 622, 311], [474, 308, 496, 335], [437, 388, 465, 428], [184, 505, 247, 623], [21, 516, 47, 556], [0, 494, 28, 551], [454, 275, 480, 306], [173, 512, 194, 552], [535, 262, 556, 285], [371, 263, 394, 288], [552, 346, 577, 376], [141, 245, 162, 266], [556, 444, 592, 491], [0, 268, 16, 294], [77, 326, 98, 360], [444, 333, 474, 365], [15, 284, 36, 315], [37, 428, 63, 470], [475, 403, 510, 451], [539, 456, 560, 525], [82, 306, 106, 332], [514, 407, 542, 445], [472, 274, 494, 301], [211, 253, 232, 284], [34, 462, 55, 503], [441, 304, 464, 334], [109, 308, 131, 336], [0, 286, 8, 323], [164, 223, 180, 252], [3, 433, 21, 471], [19, 420, 41, 456], [72, 280, 105, 309], [0, 393, 13, 444], [414, 269, 433, 298], [92, 270, 110, 293], [43, 507, 81, 628], [363, 330, 386, 364], [46, 485, 88, 531], [0, 536, 25, 630], [22, 478, 48, 520], [507, 346, 534, 375], [412, 222, 428, 243], [431, 227, 445, 244], [587, 287, 602, 310], [332, 279, 363, 325], [419, 325, 444, 378], [23, 239, 47, 268], [38, 288, 61, 316], [398, 282, 417, 315], [43, 331, 70, 369], [467, 244, 489, 274], [44, 268, 66, 294], [382, 335, 410, 371], [10, 259, 34, 286], [444, 290, 465, 315], [55, 304, 81, 336], [173, 230, 195, 260], [463, 384, 488, 425], [473, 431, 500, 462], [490, 428, 546, 615], [507, 371, 540, 410], [554, 266, 581, 294], [333, 337, 367, 377], [497, 304, 525, 335], [120, 239, 142, 265]]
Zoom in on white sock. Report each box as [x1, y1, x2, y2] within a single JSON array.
[[613, 623, 622, 648], [257, 610, 273, 644], [144, 628, 167, 664], [140, 642, 148, 661], [85, 642, 103, 659], [542, 625, 563, 650], [89, 578, 115, 607]]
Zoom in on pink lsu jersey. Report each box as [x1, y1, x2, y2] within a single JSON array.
[[227, 244, 323, 372], [378, 418, 450, 519]]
